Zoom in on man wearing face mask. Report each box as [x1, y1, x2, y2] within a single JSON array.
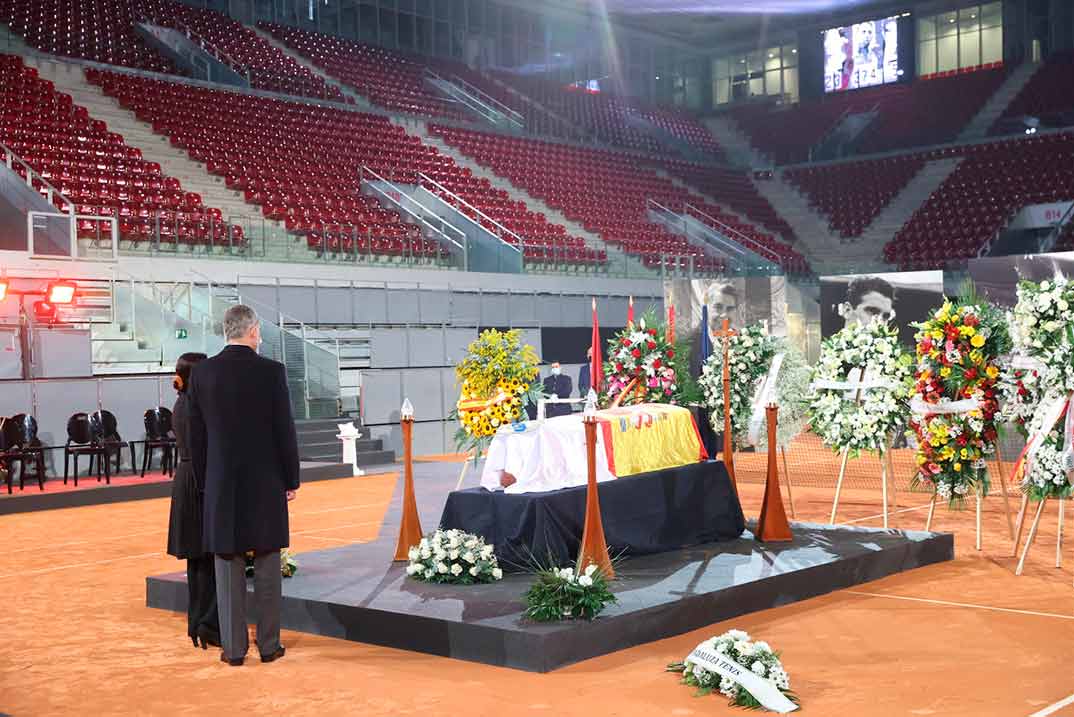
[[542, 362, 574, 418]]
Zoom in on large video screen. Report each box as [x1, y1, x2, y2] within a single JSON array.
[[823, 16, 901, 93]]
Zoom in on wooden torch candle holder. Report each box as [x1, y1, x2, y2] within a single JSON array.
[[578, 415, 614, 578], [756, 403, 793, 542], [393, 412, 423, 561]]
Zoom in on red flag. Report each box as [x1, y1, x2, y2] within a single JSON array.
[[667, 304, 676, 344], [591, 297, 603, 394], [626, 296, 634, 328]]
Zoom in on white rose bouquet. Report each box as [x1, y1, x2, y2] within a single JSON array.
[[405, 529, 503, 585], [522, 563, 616, 621], [667, 629, 797, 711]]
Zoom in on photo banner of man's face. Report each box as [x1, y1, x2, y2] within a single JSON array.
[[967, 251, 1074, 308], [819, 270, 944, 346], [663, 277, 790, 375]]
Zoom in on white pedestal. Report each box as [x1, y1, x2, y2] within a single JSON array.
[[337, 433, 365, 476]]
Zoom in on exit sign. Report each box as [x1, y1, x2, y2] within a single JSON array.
[[175, 328, 188, 340]]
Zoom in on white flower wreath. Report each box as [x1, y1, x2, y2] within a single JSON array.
[[699, 323, 811, 448], [808, 321, 913, 457], [1005, 278, 1074, 500]]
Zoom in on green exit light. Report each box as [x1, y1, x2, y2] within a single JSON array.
[[175, 328, 188, 340]]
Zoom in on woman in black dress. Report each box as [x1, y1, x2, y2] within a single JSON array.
[[166, 352, 220, 649]]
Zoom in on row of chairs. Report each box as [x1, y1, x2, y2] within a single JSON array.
[[0, 408, 177, 494]]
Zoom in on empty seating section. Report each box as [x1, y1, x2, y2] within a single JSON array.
[[259, 23, 468, 121], [885, 134, 1074, 269], [659, 160, 797, 241], [86, 69, 602, 267], [784, 155, 925, 238], [728, 89, 893, 165], [730, 68, 1005, 164], [432, 124, 794, 274], [855, 68, 1006, 154], [152, 4, 345, 101], [0, 0, 175, 73], [991, 52, 1074, 134], [0, 55, 239, 247], [492, 75, 659, 155]]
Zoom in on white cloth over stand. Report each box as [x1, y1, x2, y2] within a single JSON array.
[[480, 414, 615, 494]]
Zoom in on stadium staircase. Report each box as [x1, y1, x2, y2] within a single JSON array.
[[411, 122, 657, 278], [247, 24, 372, 109], [654, 168, 815, 267], [959, 61, 1041, 140], [853, 157, 963, 250], [751, 172, 845, 263], [702, 114, 769, 167], [24, 57, 301, 260]]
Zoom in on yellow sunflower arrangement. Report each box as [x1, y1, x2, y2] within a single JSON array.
[[454, 329, 540, 453]]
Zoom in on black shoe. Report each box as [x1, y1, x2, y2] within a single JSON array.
[[260, 646, 286, 663], [197, 625, 221, 649], [220, 653, 244, 667]]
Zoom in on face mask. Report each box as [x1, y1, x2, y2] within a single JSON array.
[[551, 366, 561, 376]]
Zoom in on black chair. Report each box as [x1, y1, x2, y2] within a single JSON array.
[[141, 407, 175, 477], [1, 413, 45, 493], [65, 412, 108, 486], [91, 410, 135, 478]]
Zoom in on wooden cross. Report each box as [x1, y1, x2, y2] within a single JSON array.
[[713, 318, 738, 492]]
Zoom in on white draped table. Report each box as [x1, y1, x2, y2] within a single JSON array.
[[480, 414, 616, 494]]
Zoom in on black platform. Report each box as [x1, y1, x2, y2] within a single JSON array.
[[0, 461, 357, 516], [146, 520, 953, 672], [440, 461, 745, 571]]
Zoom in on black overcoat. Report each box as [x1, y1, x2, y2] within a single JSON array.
[[188, 344, 301, 555]]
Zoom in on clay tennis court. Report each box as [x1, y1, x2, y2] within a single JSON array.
[[2, 453, 1072, 717]]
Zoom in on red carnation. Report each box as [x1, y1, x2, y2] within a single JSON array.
[[667, 349, 675, 358], [615, 362, 623, 372], [964, 368, 977, 380], [648, 328, 657, 336], [631, 349, 641, 358], [647, 341, 656, 350], [622, 339, 631, 346], [653, 358, 662, 369]]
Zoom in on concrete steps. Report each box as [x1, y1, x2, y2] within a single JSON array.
[[959, 61, 1041, 140], [295, 418, 395, 465], [754, 171, 844, 260], [855, 157, 963, 248], [24, 58, 342, 262], [412, 122, 658, 278], [248, 25, 374, 108], [703, 115, 770, 168]]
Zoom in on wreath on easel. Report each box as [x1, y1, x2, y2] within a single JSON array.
[[602, 310, 696, 407], [909, 294, 1009, 507], [452, 329, 541, 457], [808, 321, 913, 458], [698, 323, 811, 449]]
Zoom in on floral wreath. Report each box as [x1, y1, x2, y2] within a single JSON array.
[[1004, 278, 1074, 500], [909, 295, 1009, 505], [699, 323, 811, 448], [668, 629, 797, 711], [603, 311, 693, 406], [808, 320, 913, 457], [453, 329, 541, 455]]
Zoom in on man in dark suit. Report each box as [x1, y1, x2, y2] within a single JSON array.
[[188, 304, 301, 667], [543, 362, 573, 418], [578, 347, 592, 398]]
